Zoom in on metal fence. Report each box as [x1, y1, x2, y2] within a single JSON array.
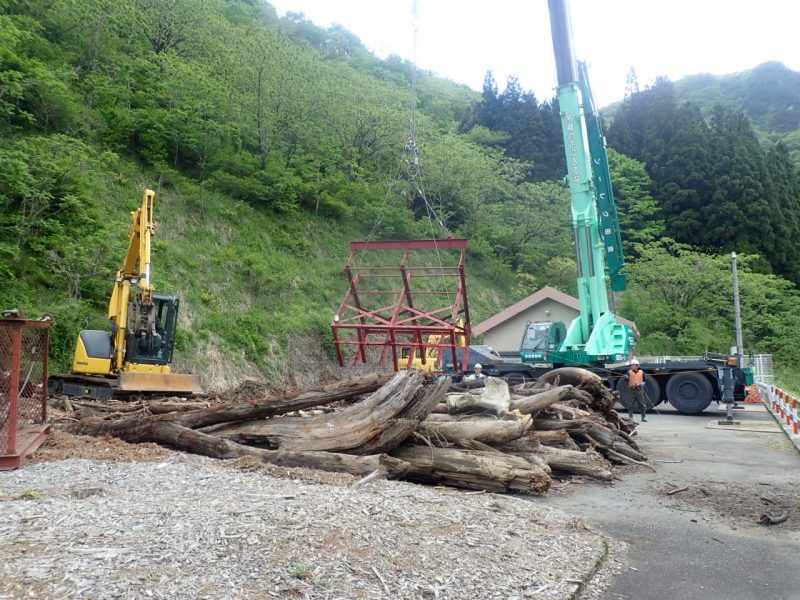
[[748, 354, 775, 385], [0, 317, 51, 467]]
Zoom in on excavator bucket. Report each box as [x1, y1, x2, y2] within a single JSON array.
[[117, 372, 203, 395]]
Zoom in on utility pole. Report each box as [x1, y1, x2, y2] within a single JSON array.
[[731, 251, 744, 366]]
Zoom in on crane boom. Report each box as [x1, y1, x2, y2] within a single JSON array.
[[519, 0, 633, 366]]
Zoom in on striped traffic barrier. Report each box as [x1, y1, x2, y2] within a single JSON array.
[[758, 383, 800, 452]]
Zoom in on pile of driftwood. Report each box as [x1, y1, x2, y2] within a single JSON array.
[[62, 368, 647, 494]]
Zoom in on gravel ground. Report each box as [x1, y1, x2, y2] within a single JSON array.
[[0, 456, 613, 600]]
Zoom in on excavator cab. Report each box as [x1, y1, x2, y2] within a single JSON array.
[[125, 295, 179, 366]]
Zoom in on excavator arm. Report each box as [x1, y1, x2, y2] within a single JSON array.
[[108, 189, 156, 372]]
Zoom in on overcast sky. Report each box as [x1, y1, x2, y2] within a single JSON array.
[[268, 0, 800, 107]]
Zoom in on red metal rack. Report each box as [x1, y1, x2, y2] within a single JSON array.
[[1, 314, 52, 470], [331, 239, 471, 372]]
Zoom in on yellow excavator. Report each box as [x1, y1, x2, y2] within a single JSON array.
[[395, 321, 467, 373], [50, 189, 203, 400]]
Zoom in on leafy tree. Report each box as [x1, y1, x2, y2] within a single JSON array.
[[607, 149, 663, 246]]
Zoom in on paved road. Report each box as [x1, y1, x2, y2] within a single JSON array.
[[542, 402, 800, 600]]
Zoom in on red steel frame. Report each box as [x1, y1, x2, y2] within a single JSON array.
[[0, 317, 52, 470], [331, 239, 471, 372]]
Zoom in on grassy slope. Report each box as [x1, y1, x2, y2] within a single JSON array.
[[13, 162, 520, 389]]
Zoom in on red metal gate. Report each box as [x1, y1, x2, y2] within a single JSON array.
[[0, 315, 52, 469], [331, 239, 471, 372]]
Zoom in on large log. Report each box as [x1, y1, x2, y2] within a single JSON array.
[[73, 418, 409, 477], [499, 436, 614, 481], [511, 385, 573, 415], [73, 372, 394, 437], [392, 445, 551, 494], [201, 371, 427, 452], [353, 376, 450, 455], [446, 377, 511, 415], [531, 445, 614, 481], [533, 367, 604, 390], [417, 415, 532, 445], [533, 417, 595, 431], [531, 429, 571, 446], [533, 367, 617, 415]]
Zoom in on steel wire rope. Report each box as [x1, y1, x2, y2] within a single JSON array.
[[402, 0, 457, 333]]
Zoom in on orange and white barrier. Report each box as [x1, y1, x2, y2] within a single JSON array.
[[758, 384, 800, 442]]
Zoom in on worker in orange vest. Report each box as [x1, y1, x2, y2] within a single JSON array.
[[627, 358, 647, 422]]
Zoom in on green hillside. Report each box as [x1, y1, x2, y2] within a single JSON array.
[[3, 0, 800, 387], [0, 0, 569, 384], [607, 62, 800, 166]]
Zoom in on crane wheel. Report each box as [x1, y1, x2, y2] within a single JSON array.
[[666, 372, 713, 415]]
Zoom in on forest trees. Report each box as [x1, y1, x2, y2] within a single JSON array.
[[608, 79, 800, 284], [460, 72, 565, 182]]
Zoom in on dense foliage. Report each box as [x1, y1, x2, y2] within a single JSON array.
[[0, 0, 572, 378], [608, 78, 800, 284], [459, 73, 565, 182], [1, 0, 799, 383]]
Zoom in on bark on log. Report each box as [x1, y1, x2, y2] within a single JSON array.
[[533, 368, 604, 390], [549, 402, 593, 420], [497, 437, 612, 480], [392, 445, 551, 494], [354, 376, 450, 455], [531, 445, 614, 481], [530, 429, 571, 446], [533, 417, 595, 431], [73, 372, 395, 437], [511, 385, 573, 415], [417, 415, 532, 445], [563, 388, 595, 405], [73, 418, 409, 477], [201, 371, 426, 452]]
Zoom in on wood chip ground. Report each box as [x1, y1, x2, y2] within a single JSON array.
[[1, 456, 612, 599]]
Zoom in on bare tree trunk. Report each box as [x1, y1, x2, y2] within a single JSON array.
[[73, 373, 392, 437], [417, 415, 532, 445], [511, 385, 573, 415], [204, 372, 427, 452], [392, 445, 551, 494], [74, 417, 409, 478]]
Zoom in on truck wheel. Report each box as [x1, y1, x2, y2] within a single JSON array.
[[616, 374, 660, 410], [666, 373, 713, 415]]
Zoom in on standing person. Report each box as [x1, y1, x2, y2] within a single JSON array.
[[627, 358, 647, 422]]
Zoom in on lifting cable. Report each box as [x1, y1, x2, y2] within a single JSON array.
[[402, 0, 456, 313], [356, 0, 457, 327]]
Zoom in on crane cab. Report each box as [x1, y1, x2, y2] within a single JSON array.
[[519, 321, 567, 363]]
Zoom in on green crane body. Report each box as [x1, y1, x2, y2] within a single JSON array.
[[520, 0, 634, 367]]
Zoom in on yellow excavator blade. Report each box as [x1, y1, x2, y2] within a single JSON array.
[[117, 372, 204, 395]]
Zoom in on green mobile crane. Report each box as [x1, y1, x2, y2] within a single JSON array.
[[520, 0, 635, 367], [516, 0, 748, 416]]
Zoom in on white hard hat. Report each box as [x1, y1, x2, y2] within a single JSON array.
[[474, 363, 482, 369], [630, 358, 640, 365]]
